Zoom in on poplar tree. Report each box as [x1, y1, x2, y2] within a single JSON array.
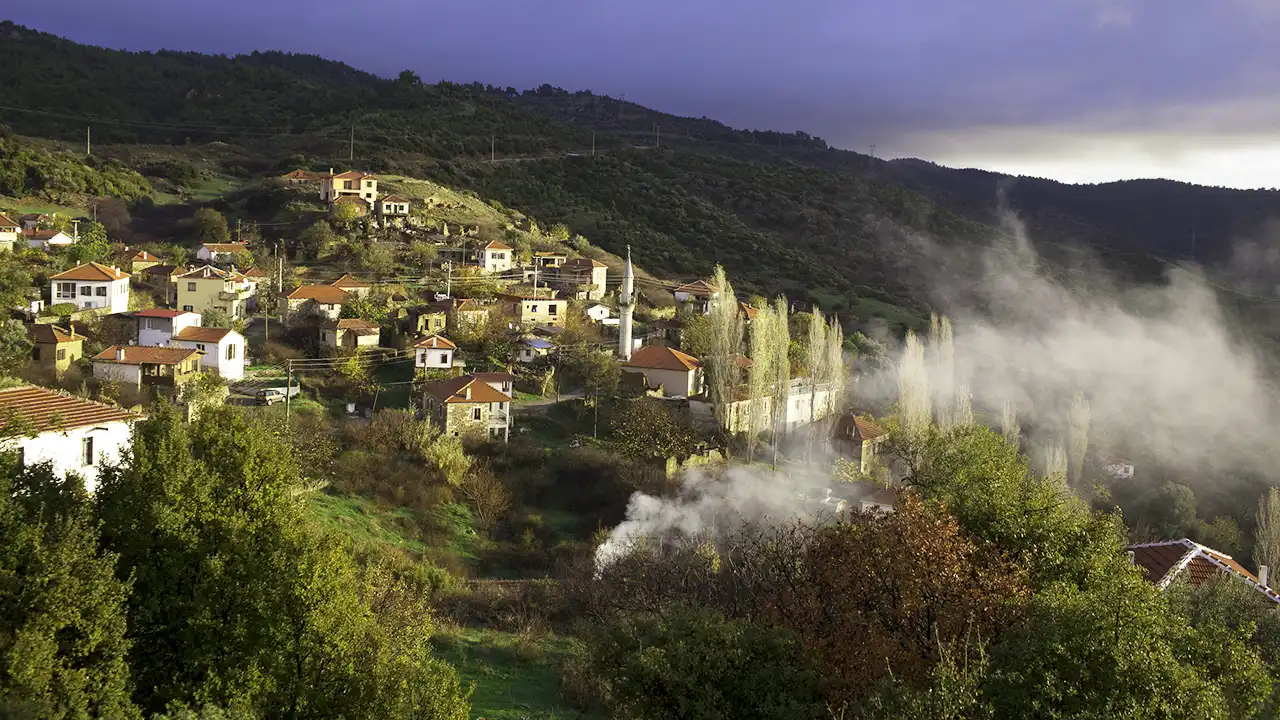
[[1001, 399, 1021, 448], [770, 295, 791, 465], [897, 330, 931, 437], [1067, 391, 1091, 489], [1255, 487, 1280, 576], [746, 301, 775, 457], [705, 266, 741, 429], [806, 306, 826, 426], [824, 315, 844, 417]]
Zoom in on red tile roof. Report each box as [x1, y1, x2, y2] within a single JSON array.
[[740, 302, 759, 320], [562, 257, 607, 269], [472, 371, 516, 383], [853, 417, 888, 441], [178, 265, 232, 279], [0, 213, 17, 230], [674, 279, 719, 297], [174, 327, 236, 343], [241, 267, 270, 278], [131, 250, 160, 262], [0, 385, 139, 434], [484, 240, 513, 251], [94, 345, 202, 366], [287, 285, 350, 303], [380, 194, 410, 203], [423, 375, 511, 404], [624, 345, 701, 372], [412, 334, 457, 350], [1127, 539, 1280, 603], [200, 243, 249, 253], [332, 170, 375, 180], [329, 273, 371, 289], [319, 318, 379, 331], [27, 324, 83, 344], [50, 262, 130, 282]]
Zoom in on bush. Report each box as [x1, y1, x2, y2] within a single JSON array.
[[39, 302, 78, 317]]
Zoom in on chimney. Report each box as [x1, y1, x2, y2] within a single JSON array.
[[1126, 550, 1136, 564], [114, 346, 126, 361], [1261, 565, 1270, 588], [464, 385, 472, 400]]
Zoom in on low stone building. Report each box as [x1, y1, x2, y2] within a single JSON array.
[[420, 374, 512, 441]]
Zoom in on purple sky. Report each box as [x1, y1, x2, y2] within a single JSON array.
[[9, 0, 1280, 188]]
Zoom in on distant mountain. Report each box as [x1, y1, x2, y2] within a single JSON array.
[[3, 20, 1278, 332]]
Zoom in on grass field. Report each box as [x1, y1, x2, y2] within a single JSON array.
[[431, 627, 599, 720], [309, 492, 429, 555]]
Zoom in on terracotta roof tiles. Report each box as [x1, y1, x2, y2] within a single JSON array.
[[93, 345, 202, 366], [0, 385, 138, 434], [50, 262, 130, 282], [174, 327, 236, 343], [422, 375, 511, 404]]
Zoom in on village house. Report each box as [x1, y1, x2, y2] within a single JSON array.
[[1105, 458, 1136, 480], [473, 371, 516, 397], [622, 345, 704, 398], [129, 250, 161, 273], [27, 324, 85, 375], [286, 285, 350, 323], [433, 297, 489, 333], [176, 265, 255, 318], [835, 414, 889, 474], [319, 318, 381, 350], [480, 240, 514, 274], [170, 326, 246, 381], [92, 345, 203, 393], [1128, 539, 1280, 603], [19, 213, 52, 231], [25, 229, 76, 250], [49, 263, 131, 314], [585, 304, 612, 323], [673, 279, 720, 314], [740, 302, 759, 324], [517, 337, 556, 363], [413, 334, 461, 372], [0, 212, 18, 252], [377, 195, 411, 220], [421, 374, 512, 441], [329, 273, 373, 298], [282, 169, 323, 185], [499, 290, 567, 328], [0, 385, 140, 493], [319, 170, 378, 204], [533, 251, 568, 269], [135, 308, 202, 346], [140, 264, 185, 306], [556, 257, 609, 300], [196, 242, 250, 264]]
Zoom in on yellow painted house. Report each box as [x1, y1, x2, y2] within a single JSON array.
[[27, 324, 84, 375], [499, 290, 567, 328], [176, 265, 255, 319]]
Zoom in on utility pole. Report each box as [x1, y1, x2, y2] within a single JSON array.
[[70, 219, 80, 242], [86, 126, 91, 156], [491, 136, 495, 163], [655, 124, 660, 148], [349, 126, 355, 162], [444, 261, 451, 298], [236, 218, 242, 243], [284, 359, 294, 431], [591, 132, 595, 157]]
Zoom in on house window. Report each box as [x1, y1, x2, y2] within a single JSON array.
[[187, 282, 197, 292], [196, 343, 206, 351], [119, 285, 127, 295], [95, 286, 107, 296], [343, 180, 353, 190], [30, 347, 39, 360], [56, 282, 75, 296], [183, 305, 194, 312], [56, 348, 65, 361], [548, 304, 558, 316], [439, 353, 448, 365], [530, 305, 538, 313], [227, 344, 237, 360], [82, 436, 94, 467], [472, 407, 482, 421], [80, 285, 91, 296]]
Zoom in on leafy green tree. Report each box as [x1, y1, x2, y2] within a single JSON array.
[[1152, 482, 1200, 538], [611, 398, 699, 459], [0, 457, 140, 720], [0, 255, 31, 316], [94, 403, 469, 718], [0, 320, 32, 376], [584, 604, 825, 720], [66, 219, 110, 263], [405, 240, 438, 271], [329, 201, 361, 228], [193, 208, 230, 244], [297, 220, 338, 259], [340, 293, 391, 323]]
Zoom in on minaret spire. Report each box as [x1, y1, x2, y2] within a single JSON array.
[[618, 245, 635, 360]]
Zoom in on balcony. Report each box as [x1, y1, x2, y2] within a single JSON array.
[[489, 409, 509, 427], [218, 288, 251, 301]]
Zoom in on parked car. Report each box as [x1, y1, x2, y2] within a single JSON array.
[[255, 386, 300, 405]]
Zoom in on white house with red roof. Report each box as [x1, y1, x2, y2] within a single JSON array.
[[378, 195, 411, 218], [480, 240, 514, 274], [49, 262, 131, 313], [622, 345, 704, 397], [320, 169, 378, 203], [1128, 538, 1280, 603], [0, 385, 141, 493], [195, 242, 249, 264], [25, 229, 76, 250], [0, 212, 18, 251], [135, 308, 202, 346], [413, 334, 460, 370], [170, 326, 246, 380]]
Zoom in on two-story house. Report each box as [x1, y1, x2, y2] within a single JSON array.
[[170, 326, 246, 381], [176, 265, 255, 318], [320, 170, 378, 204], [557, 257, 609, 301], [135, 308, 203, 346], [518, 337, 556, 363], [480, 240, 514, 274], [0, 212, 18, 252], [673, 279, 720, 315], [49, 263, 131, 313], [0, 384, 140, 493], [378, 195, 411, 220], [499, 291, 567, 328], [421, 374, 511, 442], [92, 345, 203, 393], [27, 324, 85, 376], [413, 334, 461, 372], [25, 229, 76, 250], [195, 243, 249, 264], [433, 298, 489, 333], [286, 285, 350, 323], [128, 250, 161, 273], [533, 251, 567, 269]]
